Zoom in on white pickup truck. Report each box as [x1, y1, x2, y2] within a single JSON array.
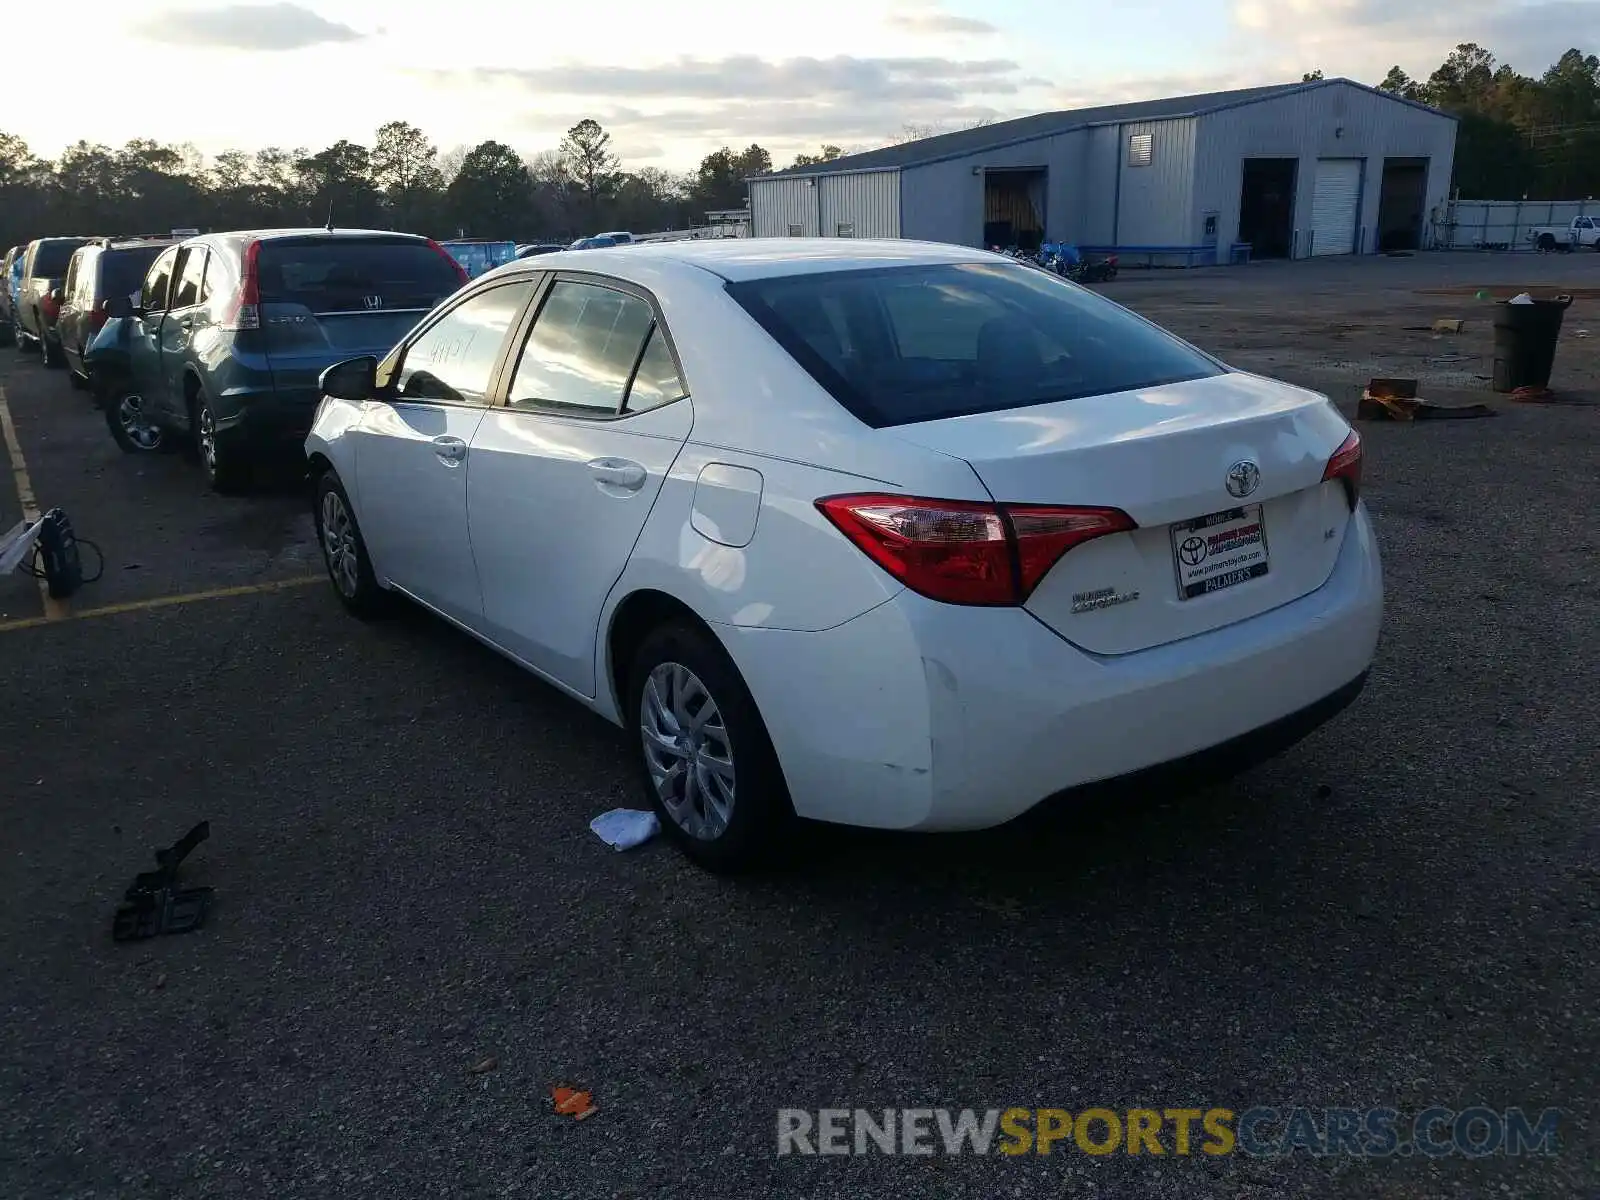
[[1528, 216, 1600, 251]]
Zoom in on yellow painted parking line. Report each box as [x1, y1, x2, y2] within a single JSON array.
[[0, 383, 69, 620], [0, 575, 324, 634]]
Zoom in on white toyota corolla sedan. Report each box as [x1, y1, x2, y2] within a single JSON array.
[[305, 239, 1382, 871]]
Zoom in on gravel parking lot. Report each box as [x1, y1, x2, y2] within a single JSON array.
[[1, 253, 1596, 1199]]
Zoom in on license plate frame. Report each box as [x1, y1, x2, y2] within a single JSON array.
[[1170, 504, 1270, 600]]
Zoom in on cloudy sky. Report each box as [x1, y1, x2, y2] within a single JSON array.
[[8, 0, 1591, 169]]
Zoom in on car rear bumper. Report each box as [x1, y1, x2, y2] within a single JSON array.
[[212, 386, 321, 449], [720, 502, 1383, 831]]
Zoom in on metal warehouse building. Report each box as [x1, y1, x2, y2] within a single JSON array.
[[749, 78, 1458, 262]]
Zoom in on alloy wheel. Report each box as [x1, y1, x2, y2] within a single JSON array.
[[198, 405, 217, 473], [117, 393, 161, 450], [640, 662, 736, 840], [319, 489, 360, 599]]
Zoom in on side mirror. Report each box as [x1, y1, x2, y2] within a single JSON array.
[[103, 296, 132, 320], [319, 355, 379, 402]]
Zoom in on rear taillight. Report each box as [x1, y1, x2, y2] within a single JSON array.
[[41, 293, 61, 321], [1322, 429, 1363, 508], [427, 239, 470, 287], [89, 302, 107, 333], [815, 493, 1136, 606], [219, 240, 261, 331]]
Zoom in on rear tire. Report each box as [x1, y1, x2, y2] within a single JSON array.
[[1538, 233, 1557, 252], [625, 621, 793, 873], [191, 391, 250, 493], [312, 468, 389, 619]]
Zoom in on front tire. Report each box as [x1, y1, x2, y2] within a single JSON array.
[[105, 390, 165, 454], [626, 622, 792, 872], [312, 469, 388, 618]]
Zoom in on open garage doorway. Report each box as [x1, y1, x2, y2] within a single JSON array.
[[983, 169, 1046, 251], [1238, 158, 1297, 259], [1377, 158, 1428, 251]]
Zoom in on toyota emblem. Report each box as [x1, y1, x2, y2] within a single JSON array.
[[1179, 535, 1207, 566], [1225, 460, 1261, 498]]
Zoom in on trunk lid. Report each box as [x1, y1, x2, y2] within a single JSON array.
[[887, 371, 1357, 655]]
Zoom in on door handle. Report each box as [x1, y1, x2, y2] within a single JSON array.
[[432, 435, 468, 465], [586, 457, 647, 491]]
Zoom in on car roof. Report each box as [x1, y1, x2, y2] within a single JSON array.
[[202, 228, 431, 243], [521, 237, 996, 282]]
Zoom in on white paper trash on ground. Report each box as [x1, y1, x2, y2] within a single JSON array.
[[590, 808, 660, 851], [0, 519, 43, 576]]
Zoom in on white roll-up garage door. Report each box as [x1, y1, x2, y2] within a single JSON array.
[[1310, 159, 1362, 256]]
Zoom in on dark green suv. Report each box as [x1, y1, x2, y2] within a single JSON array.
[[96, 228, 467, 489]]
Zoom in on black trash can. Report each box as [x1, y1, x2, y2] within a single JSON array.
[[1491, 295, 1572, 392]]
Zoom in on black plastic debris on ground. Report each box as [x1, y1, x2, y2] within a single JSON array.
[[112, 821, 214, 942]]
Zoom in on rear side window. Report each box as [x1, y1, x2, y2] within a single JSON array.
[[101, 247, 165, 301], [256, 238, 462, 313], [72, 251, 99, 305], [506, 281, 655, 414], [395, 281, 534, 406], [172, 249, 207, 309], [624, 326, 686, 413], [726, 262, 1223, 427], [142, 248, 179, 312]]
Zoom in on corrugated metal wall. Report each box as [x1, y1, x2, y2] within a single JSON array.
[[1192, 82, 1457, 258], [749, 171, 900, 238], [899, 131, 1085, 246], [819, 172, 901, 238], [750, 177, 820, 237], [1112, 118, 1197, 244], [1076, 126, 1121, 245]]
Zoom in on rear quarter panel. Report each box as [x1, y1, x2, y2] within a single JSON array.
[[588, 260, 994, 725]]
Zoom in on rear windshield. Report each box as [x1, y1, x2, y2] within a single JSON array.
[[102, 247, 166, 298], [255, 238, 462, 313], [32, 240, 87, 277], [726, 262, 1223, 428]]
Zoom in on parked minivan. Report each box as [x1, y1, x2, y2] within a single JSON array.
[[58, 237, 172, 391], [92, 228, 468, 488], [16, 236, 93, 363]]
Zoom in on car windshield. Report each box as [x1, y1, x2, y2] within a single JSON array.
[[726, 262, 1224, 428], [255, 238, 462, 312], [102, 247, 166, 299], [33, 241, 85, 277]]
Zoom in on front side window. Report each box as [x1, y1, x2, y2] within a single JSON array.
[[506, 281, 656, 414], [141, 248, 179, 312], [727, 262, 1222, 428], [395, 281, 534, 406]]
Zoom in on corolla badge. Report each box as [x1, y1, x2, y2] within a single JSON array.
[[1225, 459, 1261, 498]]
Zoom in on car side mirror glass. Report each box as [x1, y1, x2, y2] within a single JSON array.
[[103, 296, 132, 320], [320, 355, 379, 402]]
